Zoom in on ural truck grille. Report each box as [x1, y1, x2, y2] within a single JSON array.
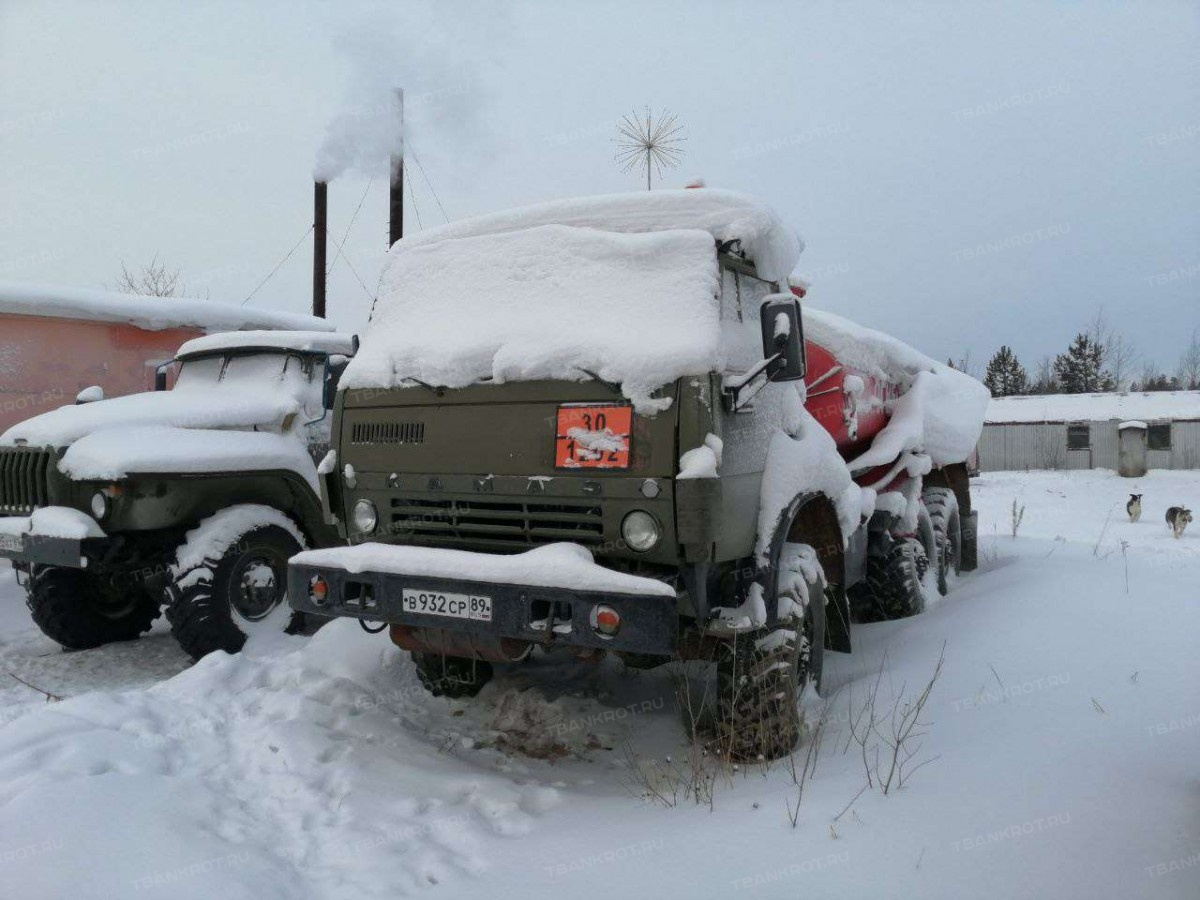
[[351, 422, 425, 445], [390, 498, 604, 549], [0, 447, 52, 514]]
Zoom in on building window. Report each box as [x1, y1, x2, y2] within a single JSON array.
[[1067, 424, 1090, 450], [1147, 423, 1172, 451]]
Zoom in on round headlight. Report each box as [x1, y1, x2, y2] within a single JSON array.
[[351, 499, 378, 535], [621, 510, 661, 553], [90, 492, 110, 521]]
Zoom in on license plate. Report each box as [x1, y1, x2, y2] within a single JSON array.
[[555, 404, 632, 469], [0, 533, 23, 554], [401, 588, 492, 622]]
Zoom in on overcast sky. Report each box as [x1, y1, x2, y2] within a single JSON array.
[[1, 0, 1197, 376]]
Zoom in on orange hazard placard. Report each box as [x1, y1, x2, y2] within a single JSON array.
[[555, 405, 633, 469]]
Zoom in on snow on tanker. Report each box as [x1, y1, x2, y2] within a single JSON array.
[[288, 188, 990, 761]]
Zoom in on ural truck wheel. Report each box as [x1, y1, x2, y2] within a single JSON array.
[[716, 543, 825, 762], [412, 652, 494, 699], [865, 536, 928, 620], [27, 566, 160, 650], [166, 509, 305, 661], [922, 487, 961, 595]]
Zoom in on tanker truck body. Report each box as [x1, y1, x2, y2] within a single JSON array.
[[288, 189, 989, 760]]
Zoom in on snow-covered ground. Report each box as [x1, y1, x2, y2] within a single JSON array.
[[0, 469, 1197, 899]]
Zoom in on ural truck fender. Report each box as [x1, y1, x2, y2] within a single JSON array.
[[758, 492, 851, 654]]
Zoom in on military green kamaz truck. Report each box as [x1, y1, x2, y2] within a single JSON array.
[[0, 330, 355, 660], [287, 190, 988, 760]]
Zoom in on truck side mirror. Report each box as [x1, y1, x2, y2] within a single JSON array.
[[154, 366, 169, 392], [324, 356, 350, 409], [760, 296, 806, 382]]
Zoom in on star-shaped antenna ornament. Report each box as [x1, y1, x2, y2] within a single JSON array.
[[614, 107, 687, 191]]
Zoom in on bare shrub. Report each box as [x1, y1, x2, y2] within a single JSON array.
[[1011, 499, 1026, 538]]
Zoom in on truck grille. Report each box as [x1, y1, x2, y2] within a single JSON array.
[[389, 497, 604, 549], [0, 447, 53, 514], [351, 422, 425, 445]]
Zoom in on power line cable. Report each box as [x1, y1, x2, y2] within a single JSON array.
[[327, 229, 375, 302], [405, 163, 424, 231], [411, 150, 449, 223], [326, 177, 373, 277], [241, 225, 313, 305]]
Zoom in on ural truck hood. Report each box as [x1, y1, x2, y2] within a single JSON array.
[[0, 388, 301, 448], [0, 389, 320, 489]]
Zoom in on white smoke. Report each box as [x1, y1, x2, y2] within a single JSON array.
[[313, 8, 496, 183]]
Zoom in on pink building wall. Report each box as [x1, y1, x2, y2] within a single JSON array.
[[0, 312, 201, 435]]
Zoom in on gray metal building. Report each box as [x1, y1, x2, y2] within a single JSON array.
[[978, 391, 1200, 472]]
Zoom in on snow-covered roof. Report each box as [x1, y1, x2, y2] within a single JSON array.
[[344, 224, 721, 412], [395, 188, 803, 282], [176, 330, 356, 359], [0, 281, 331, 334], [986, 391, 1200, 424]]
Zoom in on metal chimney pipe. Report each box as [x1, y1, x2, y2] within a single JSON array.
[[313, 180, 328, 318], [388, 88, 404, 247]]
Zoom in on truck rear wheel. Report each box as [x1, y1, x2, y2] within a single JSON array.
[[166, 518, 304, 661], [865, 535, 928, 620], [716, 543, 824, 762], [27, 566, 160, 650], [412, 652, 494, 699], [922, 487, 961, 595]]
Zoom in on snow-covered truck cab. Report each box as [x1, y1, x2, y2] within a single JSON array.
[[0, 330, 356, 660], [289, 190, 989, 761]]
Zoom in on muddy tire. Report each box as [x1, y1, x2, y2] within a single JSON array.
[[865, 536, 928, 620], [166, 522, 303, 661], [922, 487, 961, 595], [27, 566, 160, 650], [716, 543, 825, 762], [412, 652, 493, 699]]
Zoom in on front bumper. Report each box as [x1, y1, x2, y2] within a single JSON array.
[[0, 509, 104, 568], [288, 559, 678, 656]]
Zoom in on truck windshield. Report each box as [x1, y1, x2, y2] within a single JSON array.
[[175, 352, 305, 390]]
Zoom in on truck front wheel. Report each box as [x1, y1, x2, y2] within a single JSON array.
[[27, 566, 160, 650], [716, 543, 825, 762], [166, 517, 303, 661]]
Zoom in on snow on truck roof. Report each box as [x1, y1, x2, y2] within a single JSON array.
[[175, 330, 356, 359], [397, 189, 804, 282], [346, 224, 720, 413], [343, 190, 800, 412], [986, 390, 1200, 424], [0, 280, 331, 333]]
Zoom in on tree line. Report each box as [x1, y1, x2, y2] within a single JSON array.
[[968, 312, 1200, 397]]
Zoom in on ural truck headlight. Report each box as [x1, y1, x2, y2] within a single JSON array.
[[621, 510, 661, 552], [352, 499, 378, 535], [90, 492, 110, 521]]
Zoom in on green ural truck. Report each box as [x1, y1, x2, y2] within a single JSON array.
[[0, 330, 355, 660], [288, 189, 988, 760]]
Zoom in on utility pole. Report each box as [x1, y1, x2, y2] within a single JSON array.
[[389, 88, 404, 247], [312, 180, 328, 318]]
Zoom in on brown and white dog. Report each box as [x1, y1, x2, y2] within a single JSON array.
[[1127, 494, 1143, 523], [1165, 506, 1193, 539]]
